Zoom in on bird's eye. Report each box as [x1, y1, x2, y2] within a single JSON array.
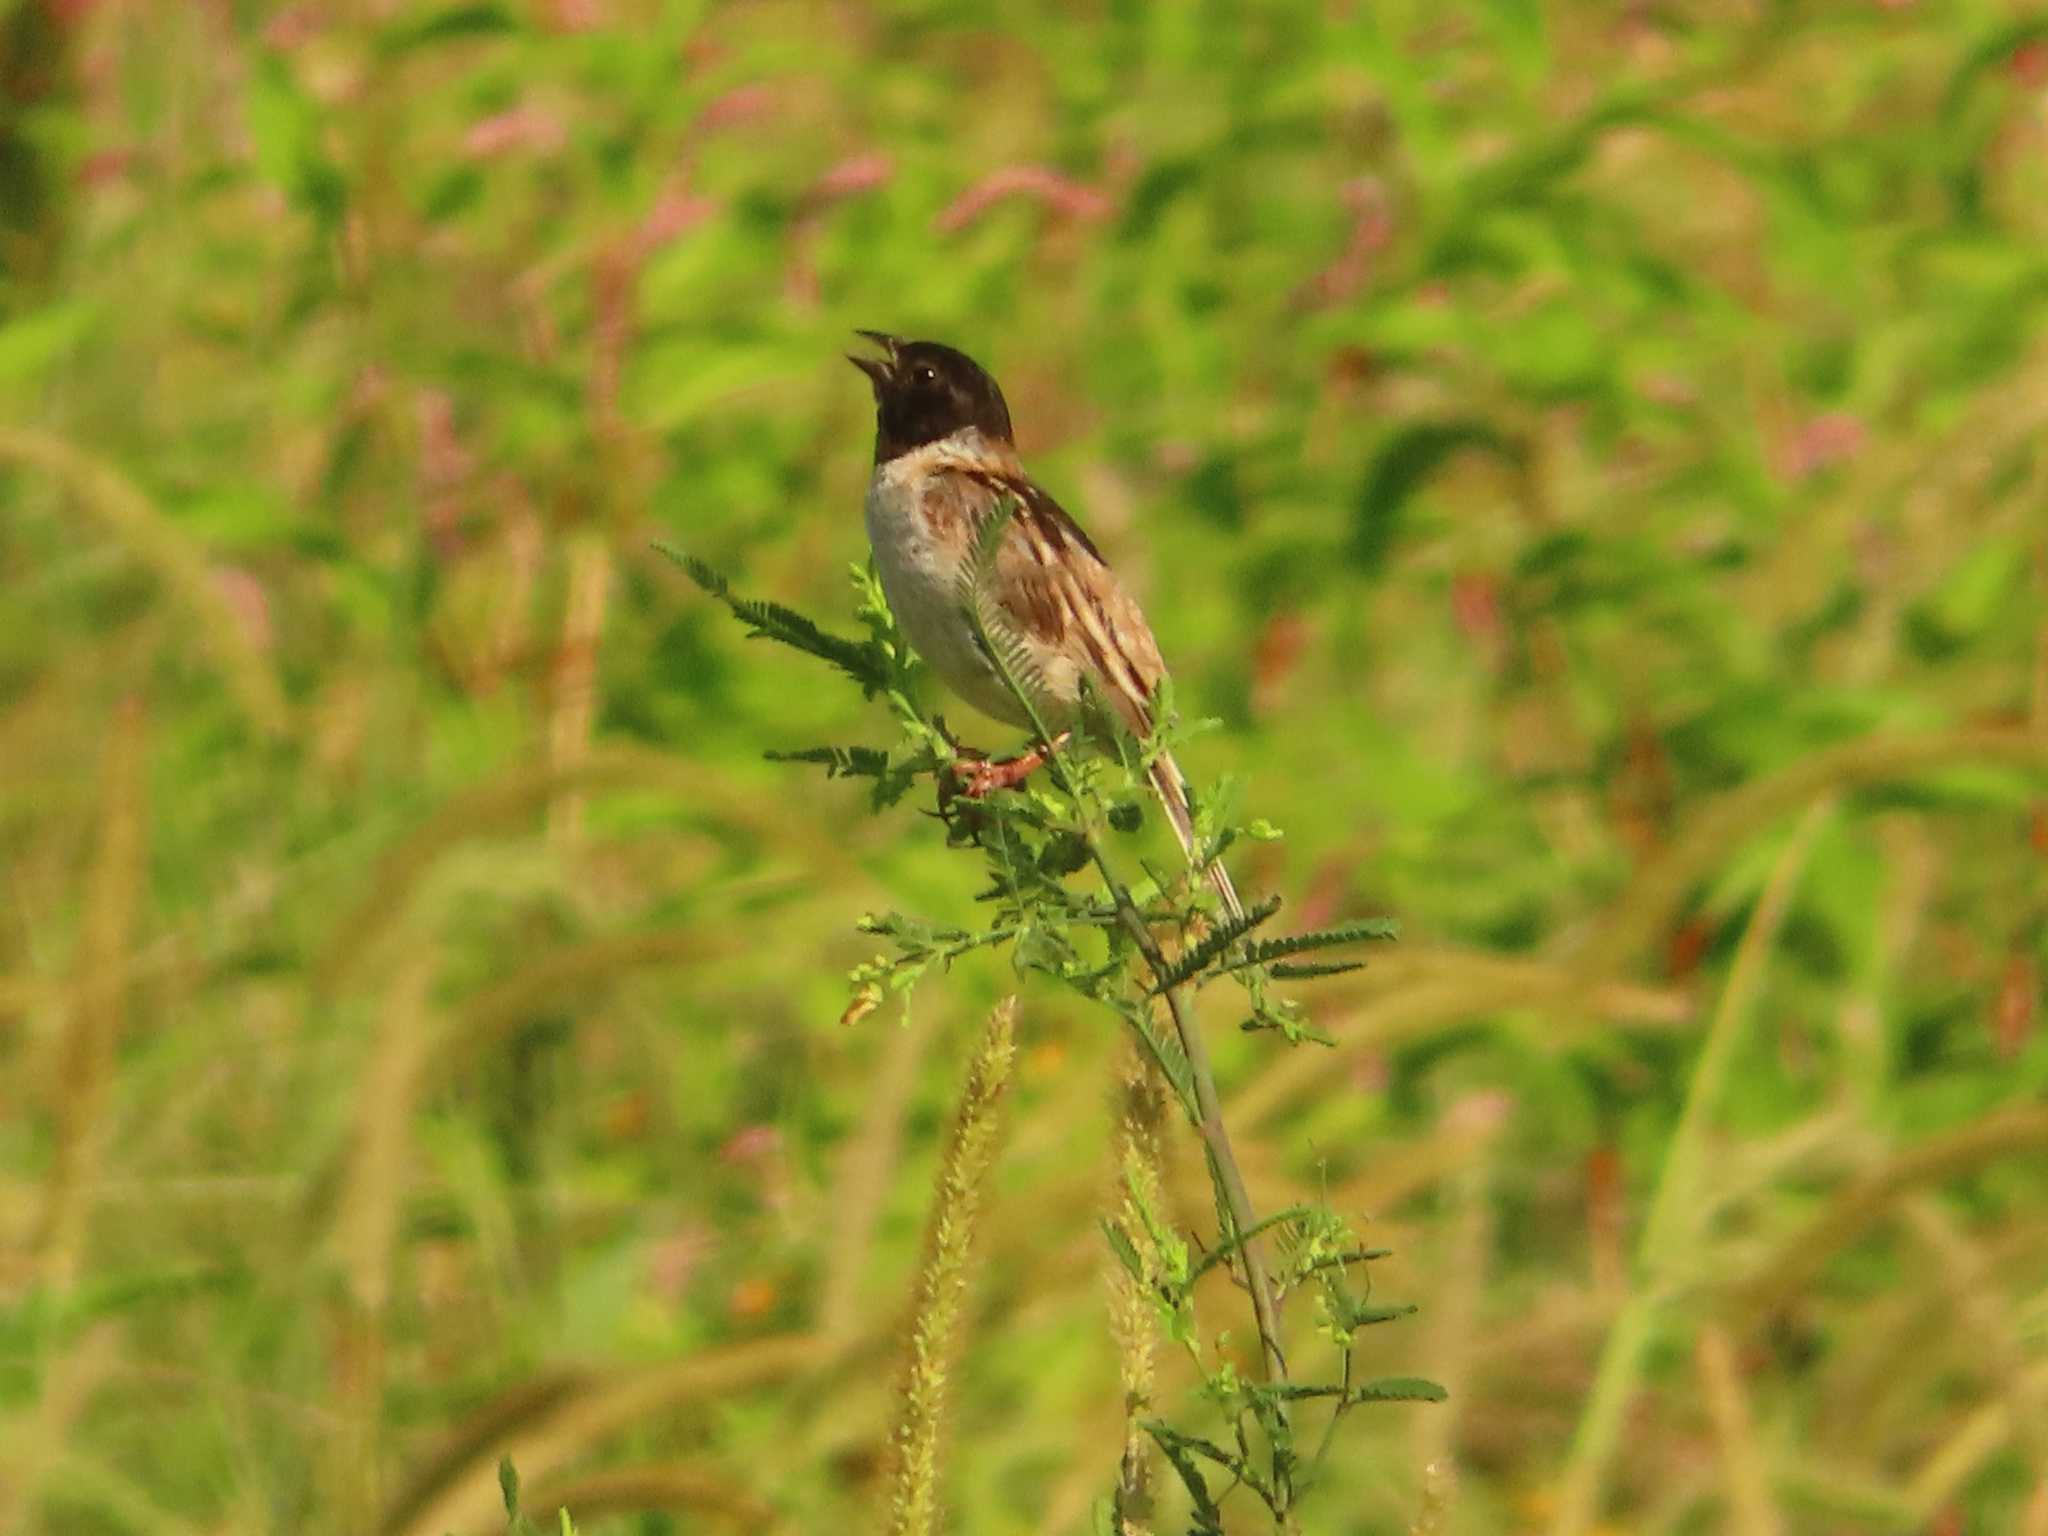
[[912, 364, 938, 386]]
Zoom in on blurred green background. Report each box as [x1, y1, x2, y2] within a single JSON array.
[[2, 1, 2046, 1532]]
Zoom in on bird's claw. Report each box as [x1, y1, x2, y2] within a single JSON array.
[[944, 732, 1071, 800]]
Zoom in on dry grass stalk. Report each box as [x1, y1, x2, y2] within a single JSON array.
[[36, 698, 147, 1293], [1580, 727, 2044, 976], [885, 997, 1019, 1536], [1407, 1458, 1457, 1536], [1411, 1094, 1507, 1495], [548, 528, 615, 847], [1903, 1199, 2048, 1489], [1905, 1357, 2048, 1520], [317, 748, 856, 990], [0, 1321, 118, 1530], [1106, 1039, 1168, 1535], [327, 948, 439, 1530], [1696, 1326, 1782, 1536], [0, 429, 287, 735], [1732, 1104, 2048, 1324]]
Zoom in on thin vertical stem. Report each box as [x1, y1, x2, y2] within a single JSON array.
[[548, 529, 613, 847], [1697, 1325, 1783, 1536], [1081, 841, 1286, 1391], [1107, 1040, 1167, 1532], [1549, 797, 1833, 1536], [328, 949, 437, 1530], [37, 698, 147, 1292], [961, 559, 1291, 1393]]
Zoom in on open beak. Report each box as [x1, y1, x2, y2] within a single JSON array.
[[847, 329, 902, 386]]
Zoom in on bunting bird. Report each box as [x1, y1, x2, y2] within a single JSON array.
[[848, 331, 1244, 919]]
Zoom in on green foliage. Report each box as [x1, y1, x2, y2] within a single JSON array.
[[1142, 895, 1285, 996], [689, 549, 1423, 1526], [1239, 918, 1403, 968], [1351, 420, 1526, 572], [498, 1455, 576, 1536], [2, 2, 2046, 1534], [660, 544, 895, 698]]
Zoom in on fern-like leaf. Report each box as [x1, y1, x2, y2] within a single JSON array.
[[658, 543, 890, 694], [1338, 1301, 1419, 1329], [1238, 917, 1399, 967], [1143, 1422, 1229, 1533], [1344, 1376, 1448, 1404], [1186, 1203, 1316, 1282], [1145, 895, 1284, 996], [1266, 958, 1369, 982], [1263, 1369, 1440, 1404], [765, 744, 892, 780], [1118, 1001, 1197, 1117], [1100, 1218, 1147, 1287]]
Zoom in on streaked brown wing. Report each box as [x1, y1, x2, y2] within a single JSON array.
[[921, 451, 1238, 914], [946, 460, 1167, 739]]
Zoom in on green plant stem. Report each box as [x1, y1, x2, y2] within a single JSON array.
[[1549, 797, 1833, 1536], [1111, 883, 1289, 1389], [991, 666, 1290, 1395]]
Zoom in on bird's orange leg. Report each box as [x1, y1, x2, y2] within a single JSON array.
[[948, 732, 1072, 799]]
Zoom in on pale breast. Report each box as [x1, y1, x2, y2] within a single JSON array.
[[864, 461, 1039, 729]]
